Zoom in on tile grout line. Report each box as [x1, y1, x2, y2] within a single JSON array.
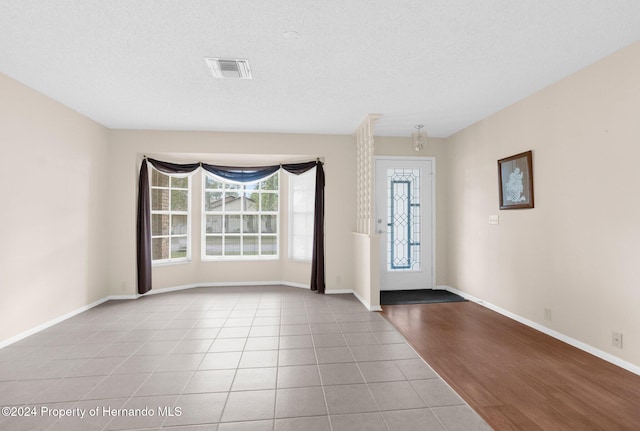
[[309, 298, 335, 431], [213, 296, 249, 426]]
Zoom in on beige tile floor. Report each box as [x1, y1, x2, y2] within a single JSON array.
[[0, 286, 491, 430]]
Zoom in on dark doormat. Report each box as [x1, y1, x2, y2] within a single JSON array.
[[380, 289, 467, 305]]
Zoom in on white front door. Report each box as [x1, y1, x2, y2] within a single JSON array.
[[375, 157, 434, 291]]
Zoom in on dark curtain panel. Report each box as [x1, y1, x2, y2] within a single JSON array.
[[136, 158, 325, 295], [136, 160, 152, 294], [311, 162, 325, 293], [281, 161, 317, 175]]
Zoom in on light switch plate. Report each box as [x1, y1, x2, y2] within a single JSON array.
[[489, 215, 499, 225]]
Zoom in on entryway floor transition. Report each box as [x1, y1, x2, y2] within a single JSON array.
[[380, 289, 467, 306]]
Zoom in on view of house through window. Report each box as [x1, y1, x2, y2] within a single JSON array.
[[150, 168, 190, 262], [149, 164, 318, 264], [203, 172, 279, 258]]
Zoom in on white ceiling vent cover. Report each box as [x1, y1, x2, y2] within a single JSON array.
[[204, 58, 252, 79]]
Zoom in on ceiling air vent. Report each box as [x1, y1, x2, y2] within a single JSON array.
[[204, 58, 252, 79]]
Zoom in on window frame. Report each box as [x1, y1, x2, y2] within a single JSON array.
[[149, 167, 192, 265], [201, 171, 280, 261]]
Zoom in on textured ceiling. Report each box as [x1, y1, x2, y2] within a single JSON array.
[[1, 1, 639, 137]]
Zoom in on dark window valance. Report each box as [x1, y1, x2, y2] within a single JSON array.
[[201, 164, 280, 183], [137, 158, 325, 295], [148, 158, 201, 174]]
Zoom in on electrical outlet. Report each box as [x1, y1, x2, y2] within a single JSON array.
[[544, 308, 552, 321], [612, 332, 623, 349]]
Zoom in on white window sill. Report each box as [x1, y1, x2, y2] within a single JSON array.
[[201, 256, 280, 262], [152, 259, 192, 267]]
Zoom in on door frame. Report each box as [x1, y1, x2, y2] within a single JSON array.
[[374, 156, 436, 291]]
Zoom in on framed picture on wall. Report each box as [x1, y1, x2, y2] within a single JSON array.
[[498, 150, 534, 210]]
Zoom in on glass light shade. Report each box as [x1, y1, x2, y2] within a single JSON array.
[[412, 126, 427, 151]]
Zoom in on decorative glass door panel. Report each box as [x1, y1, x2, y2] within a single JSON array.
[[387, 169, 421, 271], [376, 158, 433, 291]]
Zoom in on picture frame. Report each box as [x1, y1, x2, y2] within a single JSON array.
[[498, 150, 534, 210]]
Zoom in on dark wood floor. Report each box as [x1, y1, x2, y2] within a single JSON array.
[[381, 301, 640, 430]]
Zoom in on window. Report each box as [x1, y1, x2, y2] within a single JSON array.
[[203, 172, 279, 258], [150, 168, 190, 262], [289, 169, 315, 261]]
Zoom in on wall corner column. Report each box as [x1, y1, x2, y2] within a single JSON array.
[[353, 114, 382, 310]]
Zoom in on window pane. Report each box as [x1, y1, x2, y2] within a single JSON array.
[[205, 215, 223, 233], [225, 215, 241, 233], [243, 215, 259, 233], [261, 174, 278, 190], [225, 192, 241, 210], [205, 191, 223, 212], [289, 170, 315, 261], [205, 236, 222, 256], [171, 176, 188, 188], [152, 237, 169, 260], [205, 176, 224, 190], [171, 190, 188, 211], [291, 234, 312, 261], [244, 193, 259, 211], [292, 213, 313, 233], [225, 236, 241, 255], [152, 214, 170, 236], [261, 215, 277, 233], [225, 182, 241, 190], [261, 237, 277, 255], [261, 193, 278, 211], [171, 215, 187, 235], [151, 168, 190, 263], [171, 236, 187, 259], [152, 189, 169, 211], [243, 236, 259, 255], [151, 169, 169, 187]]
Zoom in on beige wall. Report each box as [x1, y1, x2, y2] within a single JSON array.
[[0, 74, 110, 343], [445, 42, 640, 367], [106, 130, 356, 295], [353, 232, 380, 309]]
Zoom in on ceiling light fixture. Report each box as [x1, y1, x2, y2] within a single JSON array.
[[412, 125, 427, 151]]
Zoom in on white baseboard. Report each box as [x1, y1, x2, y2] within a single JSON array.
[[350, 289, 382, 312], [0, 297, 111, 349], [282, 281, 310, 290], [325, 289, 353, 295], [442, 285, 640, 377], [107, 294, 141, 300]]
